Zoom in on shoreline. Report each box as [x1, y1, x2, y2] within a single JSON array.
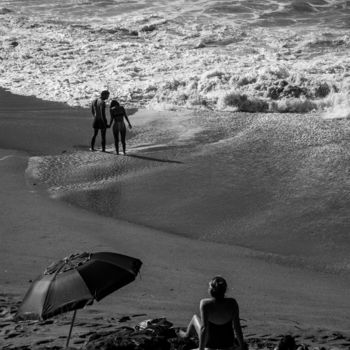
[[1, 89, 350, 349]]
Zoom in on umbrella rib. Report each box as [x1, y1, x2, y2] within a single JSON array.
[[41, 261, 68, 319]]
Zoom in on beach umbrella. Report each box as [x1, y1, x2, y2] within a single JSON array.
[[15, 251, 142, 347]]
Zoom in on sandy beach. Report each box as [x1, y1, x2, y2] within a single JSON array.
[[1, 0, 350, 348], [1, 88, 350, 349]]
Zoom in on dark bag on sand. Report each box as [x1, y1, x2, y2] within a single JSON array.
[[85, 318, 199, 350], [276, 335, 296, 350]]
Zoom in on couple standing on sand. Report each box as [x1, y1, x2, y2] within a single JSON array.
[[90, 90, 132, 154]]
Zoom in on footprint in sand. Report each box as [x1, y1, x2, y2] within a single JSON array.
[[34, 338, 54, 345]]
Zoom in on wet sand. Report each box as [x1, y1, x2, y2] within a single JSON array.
[[1, 89, 350, 349], [0, 88, 92, 155]]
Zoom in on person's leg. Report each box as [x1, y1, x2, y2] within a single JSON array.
[[90, 128, 99, 151], [179, 314, 201, 338], [101, 128, 106, 151], [120, 125, 127, 154], [113, 127, 120, 154]]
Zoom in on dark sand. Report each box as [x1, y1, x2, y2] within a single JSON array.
[[0, 88, 92, 155]]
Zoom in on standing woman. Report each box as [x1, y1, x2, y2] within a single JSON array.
[[90, 90, 110, 152], [179, 276, 246, 350], [109, 99, 132, 155]]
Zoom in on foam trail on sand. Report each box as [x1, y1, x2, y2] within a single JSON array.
[[0, 155, 14, 161]]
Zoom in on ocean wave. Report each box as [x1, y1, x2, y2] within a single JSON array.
[[2, 0, 350, 27], [204, 3, 254, 15], [1, 6, 350, 116]]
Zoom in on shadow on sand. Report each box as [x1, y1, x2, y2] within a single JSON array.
[[127, 154, 183, 164], [73, 145, 183, 164]]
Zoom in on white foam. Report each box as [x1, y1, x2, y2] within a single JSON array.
[[1, 2, 350, 115], [322, 92, 350, 120], [26, 156, 46, 180], [0, 155, 14, 161]]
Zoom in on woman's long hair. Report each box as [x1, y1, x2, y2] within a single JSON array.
[[110, 99, 120, 109]]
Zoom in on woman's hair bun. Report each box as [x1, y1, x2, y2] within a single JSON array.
[[209, 276, 227, 298]]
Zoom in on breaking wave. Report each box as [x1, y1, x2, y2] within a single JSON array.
[[0, 1, 350, 116]]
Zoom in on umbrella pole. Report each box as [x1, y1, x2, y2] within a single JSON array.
[[65, 309, 77, 349]]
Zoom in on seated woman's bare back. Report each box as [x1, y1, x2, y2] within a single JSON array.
[[201, 297, 237, 324]]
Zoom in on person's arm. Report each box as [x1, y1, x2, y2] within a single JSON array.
[[109, 108, 114, 128], [232, 300, 245, 350], [123, 108, 132, 129], [101, 101, 108, 128], [199, 300, 208, 350], [91, 99, 96, 117]]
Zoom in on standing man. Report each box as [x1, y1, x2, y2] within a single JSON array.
[[90, 90, 110, 152]]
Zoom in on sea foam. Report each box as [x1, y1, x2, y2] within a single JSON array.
[[1, 1, 350, 116]]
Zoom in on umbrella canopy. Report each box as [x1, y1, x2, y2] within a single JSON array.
[[16, 252, 142, 321]]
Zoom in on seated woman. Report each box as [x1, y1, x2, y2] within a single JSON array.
[[179, 276, 246, 350]]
